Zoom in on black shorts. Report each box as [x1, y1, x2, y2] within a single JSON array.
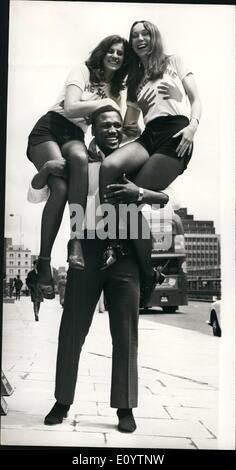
[[136, 115, 193, 173], [26, 111, 84, 161]]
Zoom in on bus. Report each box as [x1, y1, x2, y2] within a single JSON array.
[[141, 206, 188, 313]]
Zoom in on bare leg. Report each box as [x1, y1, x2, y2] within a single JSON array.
[[28, 141, 67, 254], [132, 153, 186, 278], [41, 175, 68, 257], [62, 140, 88, 233], [28, 142, 68, 293], [99, 141, 149, 205], [62, 141, 88, 269], [33, 302, 40, 320], [99, 142, 149, 268]]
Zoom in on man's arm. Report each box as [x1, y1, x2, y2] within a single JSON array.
[[104, 174, 169, 207]]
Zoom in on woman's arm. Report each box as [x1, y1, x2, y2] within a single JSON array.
[[172, 73, 202, 157], [123, 104, 141, 127], [121, 105, 142, 142], [184, 73, 202, 126], [64, 85, 120, 119]]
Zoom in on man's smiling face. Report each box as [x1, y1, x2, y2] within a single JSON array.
[[93, 111, 123, 155]]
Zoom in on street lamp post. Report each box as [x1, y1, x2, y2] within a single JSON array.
[[9, 213, 23, 246]]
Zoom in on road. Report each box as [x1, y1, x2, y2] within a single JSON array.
[[140, 301, 213, 336]]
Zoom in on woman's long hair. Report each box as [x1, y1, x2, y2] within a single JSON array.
[[85, 35, 129, 98], [127, 21, 169, 102]]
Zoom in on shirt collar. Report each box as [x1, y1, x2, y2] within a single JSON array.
[[88, 138, 106, 163], [95, 144, 105, 161]]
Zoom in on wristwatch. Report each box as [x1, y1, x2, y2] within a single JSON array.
[[137, 187, 144, 202]]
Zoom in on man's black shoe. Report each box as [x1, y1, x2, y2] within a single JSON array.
[[117, 408, 137, 433], [44, 401, 70, 425]]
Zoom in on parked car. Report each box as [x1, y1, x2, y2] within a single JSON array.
[[207, 300, 221, 337]]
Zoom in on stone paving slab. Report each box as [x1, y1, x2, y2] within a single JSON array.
[[70, 401, 98, 416], [1, 428, 106, 447], [158, 374, 217, 390], [73, 415, 213, 439], [191, 438, 219, 450], [166, 406, 218, 421], [1, 299, 220, 449], [97, 401, 169, 419], [147, 385, 218, 400], [105, 434, 196, 449]]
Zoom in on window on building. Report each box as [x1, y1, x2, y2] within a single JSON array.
[[18, 262, 20, 266], [25, 254, 28, 258], [9, 253, 14, 258], [9, 269, 13, 274], [18, 254, 21, 258], [18, 269, 20, 274], [25, 262, 28, 265], [25, 269, 28, 274]]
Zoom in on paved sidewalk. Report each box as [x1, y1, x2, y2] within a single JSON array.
[[1, 296, 220, 449]]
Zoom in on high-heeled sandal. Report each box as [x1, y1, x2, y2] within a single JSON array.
[[67, 239, 85, 270], [100, 244, 117, 270], [37, 256, 55, 300], [100, 242, 128, 270], [139, 267, 166, 309]]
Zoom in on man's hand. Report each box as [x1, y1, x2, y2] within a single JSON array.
[[44, 160, 68, 179], [104, 174, 139, 204], [157, 81, 183, 102], [138, 88, 156, 117]]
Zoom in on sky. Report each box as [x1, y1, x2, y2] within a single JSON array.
[[4, 1, 235, 269]]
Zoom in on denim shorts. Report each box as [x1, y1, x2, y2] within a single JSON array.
[[136, 115, 193, 173]]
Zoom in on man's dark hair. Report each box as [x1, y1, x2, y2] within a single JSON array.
[[33, 260, 38, 266], [91, 105, 123, 128]]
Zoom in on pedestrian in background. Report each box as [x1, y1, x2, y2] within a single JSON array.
[[58, 273, 67, 308], [26, 260, 44, 321], [14, 275, 23, 300]]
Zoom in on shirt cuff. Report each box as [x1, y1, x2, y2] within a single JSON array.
[[27, 183, 50, 203]]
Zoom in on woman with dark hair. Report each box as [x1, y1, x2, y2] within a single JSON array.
[[27, 35, 129, 299], [99, 20, 202, 306]]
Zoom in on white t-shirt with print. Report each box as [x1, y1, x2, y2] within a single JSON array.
[[127, 55, 192, 126], [50, 63, 122, 134]]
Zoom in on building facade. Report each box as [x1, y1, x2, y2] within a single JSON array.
[[176, 208, 221, 279], [5, 242, 33, 288]]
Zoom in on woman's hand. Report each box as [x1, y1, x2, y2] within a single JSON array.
[[98, 98, 120, 111], [85, 98, 120, 124], [123, 123, 142, 138], [104, 174, 139, 204], [44, 160, 68, 179], [172, 124, 197, 158]]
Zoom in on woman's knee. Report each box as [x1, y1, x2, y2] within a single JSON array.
[[100, 157, 122, 178], [63, 143, 88, 167]]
